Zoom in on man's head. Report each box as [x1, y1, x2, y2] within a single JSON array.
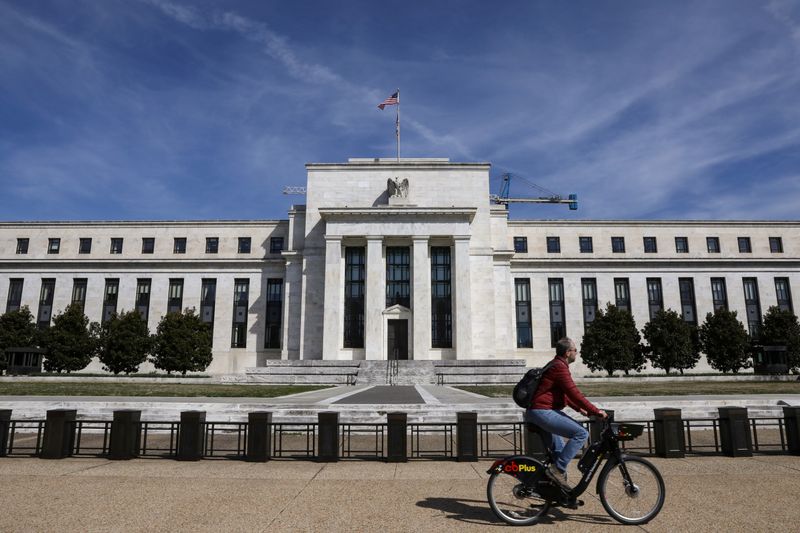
[[555, 337, 578, 364]]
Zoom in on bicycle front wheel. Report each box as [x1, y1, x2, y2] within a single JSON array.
[[487, 472, 550, 526], [598, 456, 665, 525]]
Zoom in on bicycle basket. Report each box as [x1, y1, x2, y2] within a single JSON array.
[[612, 423, 644, 441]]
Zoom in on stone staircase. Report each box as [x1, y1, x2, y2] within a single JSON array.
[[433, 359, 527, 385], [355, 361, 437, 385]]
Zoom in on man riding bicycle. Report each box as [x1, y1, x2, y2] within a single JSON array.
[[526, 337, 607, 488]]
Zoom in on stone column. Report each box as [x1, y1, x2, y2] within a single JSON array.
[[412, 236, 431, 360], [321, 236, 343, 360], [281, 253, 303, 360], [453, 236, 472, 359], [365, 237, 384, 360]]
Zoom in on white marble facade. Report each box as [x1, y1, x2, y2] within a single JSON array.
[[1, 158, 798, 375]]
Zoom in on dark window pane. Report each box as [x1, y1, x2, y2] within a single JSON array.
[[513, 237, 527, 253], [546, 236, 561, 253]]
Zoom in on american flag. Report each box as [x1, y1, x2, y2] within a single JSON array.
[[378, 91, 399, 110]]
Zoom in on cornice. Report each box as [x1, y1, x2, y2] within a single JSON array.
[[318, 207, 477, 222]]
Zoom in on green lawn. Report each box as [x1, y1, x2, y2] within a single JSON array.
[[0, 382, 332, 398], [458, 380, 800, 398]]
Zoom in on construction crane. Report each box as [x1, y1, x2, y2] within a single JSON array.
[[490, 173, 577, 210], [283, 186, 307, 195]]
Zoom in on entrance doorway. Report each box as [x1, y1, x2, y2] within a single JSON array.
[[387, 319, 408, 360]]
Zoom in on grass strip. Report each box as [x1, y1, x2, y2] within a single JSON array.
[[458, 380, 800, 398], [0, 382, 332, 398]]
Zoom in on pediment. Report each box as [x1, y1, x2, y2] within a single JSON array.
[[382, 304, 411, 316]]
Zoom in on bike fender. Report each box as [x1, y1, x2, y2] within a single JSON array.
[[487, 456, 545, 485]]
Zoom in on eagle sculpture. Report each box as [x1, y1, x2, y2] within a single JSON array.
[[387, 177, 409, 199]]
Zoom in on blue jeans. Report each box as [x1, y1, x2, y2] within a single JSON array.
[[525, 409, 589, 473]]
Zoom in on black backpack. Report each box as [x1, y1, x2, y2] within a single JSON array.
[[512, 360, 555, 409]]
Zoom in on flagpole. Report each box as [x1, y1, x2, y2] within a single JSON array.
[[396, 88, 400, 162]]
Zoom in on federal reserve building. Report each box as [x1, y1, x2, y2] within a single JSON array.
[[1, 158, 798, 376]]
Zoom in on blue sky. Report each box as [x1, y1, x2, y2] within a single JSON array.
[[2, 0, 800, 222]]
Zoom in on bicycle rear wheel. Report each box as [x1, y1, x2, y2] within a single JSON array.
[[486, 472, 550, 526], [598, 456, 665, 525]]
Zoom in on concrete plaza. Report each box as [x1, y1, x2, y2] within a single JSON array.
[[0, 454, 798, 532]]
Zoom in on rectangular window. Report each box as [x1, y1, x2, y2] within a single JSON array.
[[513, 237, 527, 253], [579, 236, 593, 253], [643, 236, 658, 253], [546, 236, 561, 253], [386, 246, 411, 308], [270, 237, 284, 254], [200, 279, 216, 335], [514, 279, 532, 348], [37, 279, 56, 328], [79, 238, 92, 254], [238, 237, 251, 254], [775, 277, 793, 313], [136, 279, 151, 323], [711, 277, 728, 311], [141, 238, 154, 254], [205, 237, 219, 254], [431, 246, 452, 348], [265, 279, 283, 349], [110, 238, 123, 254], [231, 279, 249, 348], [614, 278, 630, 312], [48, 238, 60, 254], [769, 237, 783, 253], [102, 279, 119, 324], [16, 238, 29, 254], [582, 278, 598, 325], [675, 237, 689, 253], [548, 278, 565, 347], [6, 279, 23, 313], [344, 247, 365, 348], [173, 237, 186, 254], [168, 279, 184, 314], [647, 278, 663, 320], [743, 278, 762, 338], [611, 236, 625, 253], [738, 237, 752, 253], [71, 278, 87, 311], [706, 237, 720, 253], [679, 278, 697, 325]]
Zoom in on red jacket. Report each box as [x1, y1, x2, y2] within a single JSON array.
[[530, 356, 602, 416]]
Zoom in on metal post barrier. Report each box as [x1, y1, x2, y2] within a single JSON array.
[[653, 408, 685, 458], [456, 412, 478, 462], [317, 412, 339, 462], [590, 410, 614, 444], [386, 412, 407, 463], [783, 406, 800, 456], [246, 412, 272, 462], [109, 410, 141, 460], [41, 409, 77, 459], [0, 409, 11, 457], [525, 423, 548, 460], [177, 410, 206, 461], [718, 407, 752, 457]]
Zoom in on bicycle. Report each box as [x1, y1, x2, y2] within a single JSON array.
[[486, 420, 665, 526]]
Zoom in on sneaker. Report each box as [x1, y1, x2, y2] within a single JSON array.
[[546, 464, 570, 489]]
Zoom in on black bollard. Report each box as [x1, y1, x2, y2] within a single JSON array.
[[525, 423, 549, 460], [317, 412, 339, 462], [247, 412, 272, 462], [456, 412, 478, 462], [386, 412, 407, 463], [718, 407, 752, 457], [0, 410, 11, 457], [783, 406, 800, 456], [41, 409, 77, 459], [109, 410, 141, 460], [177, 410, 206, 461], [653, 408, 685, 458]]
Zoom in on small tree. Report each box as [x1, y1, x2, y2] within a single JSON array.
[[0, 307, 40, 374], [151, 309, 212, 375], [97, 310, 153, 374], [580, 303, 645, 376], [698, 308, 751, 374], [643, 309, 699, 375], [760, 306, 800, 373], [41, 304, 97, 373]]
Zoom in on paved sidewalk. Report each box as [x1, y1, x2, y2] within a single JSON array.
[[0, 455, 798, 532]]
